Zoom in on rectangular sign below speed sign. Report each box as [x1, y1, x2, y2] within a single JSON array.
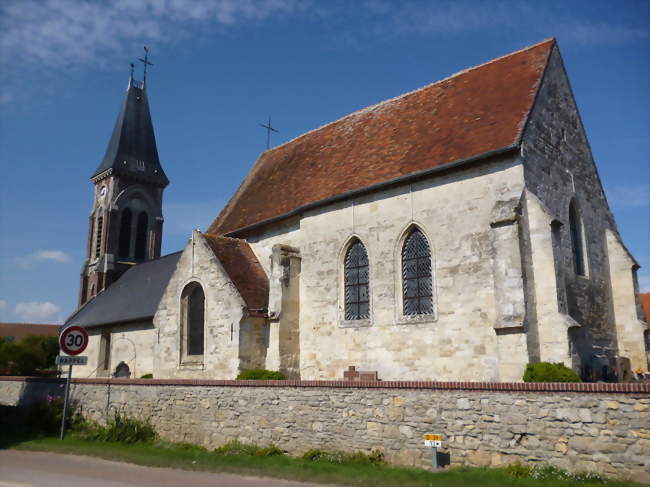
[[56, 355, 88, 366], [423, 433, 442, 448]]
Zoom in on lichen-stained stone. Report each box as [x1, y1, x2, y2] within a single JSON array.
[[521, 45, 646, 375]]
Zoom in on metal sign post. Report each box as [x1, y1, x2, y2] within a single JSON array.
[[59, 363, 73, 440], [423, 434, 443, 470], [57, 326, 89, 440]]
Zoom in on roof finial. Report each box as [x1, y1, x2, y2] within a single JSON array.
[[138, 46, 153, 88], [130, 63, 135, 80]]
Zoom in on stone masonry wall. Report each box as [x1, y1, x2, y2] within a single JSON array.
[[244, 155, 528, 382], [2, 378, 648, 483], [521, 45, 647, 374]]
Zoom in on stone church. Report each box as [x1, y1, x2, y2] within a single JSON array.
[[65, 38, 649, 382]]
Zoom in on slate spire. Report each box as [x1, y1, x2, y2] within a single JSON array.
[[92, 73, 168, 187]]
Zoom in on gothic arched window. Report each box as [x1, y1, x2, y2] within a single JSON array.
[[134, 211, 148, 260], [94, 216, 103, 258], [344, 239, 369, 320], [118, 208, 132, 259], [569, 199, 586, 276], [402, 228, 433, 316], [181, 282, 205, 358]]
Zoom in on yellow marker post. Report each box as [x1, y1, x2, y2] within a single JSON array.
[[423, 434, 443, 469]]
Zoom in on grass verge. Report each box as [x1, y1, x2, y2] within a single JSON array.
[[4, 434, 640, 487]]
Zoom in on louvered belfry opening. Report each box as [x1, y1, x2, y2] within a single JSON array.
[[344, 239, 370, 320], [134, 211, 148, 260], [402, 228, 433, 316], [118, 208, 132, 259], [94, 216, 103, 258]]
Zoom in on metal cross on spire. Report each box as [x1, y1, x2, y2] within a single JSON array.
[[138, 46, 153, 84], [258, 116, 279, 150]]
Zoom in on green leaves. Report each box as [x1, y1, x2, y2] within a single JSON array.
[[0, 335, 59, 375], [523, 362, 581, 383], [236, 369, 287, 380]]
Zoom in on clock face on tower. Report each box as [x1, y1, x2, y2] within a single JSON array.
[[98, 186, 107, 202]]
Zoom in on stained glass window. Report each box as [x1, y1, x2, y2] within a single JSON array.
[[344, 239, 370, 320], [402, 228, 433, 316]]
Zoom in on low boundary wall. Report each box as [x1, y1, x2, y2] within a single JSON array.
[[2, 377, 649, 482]]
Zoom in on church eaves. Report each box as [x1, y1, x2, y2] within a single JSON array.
[[92, 79, 169, 187], [208, 38, 555, 236]]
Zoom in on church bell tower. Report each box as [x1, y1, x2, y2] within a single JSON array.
[[79, 54, 169, 306]]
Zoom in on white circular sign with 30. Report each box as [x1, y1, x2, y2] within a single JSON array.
[[59, 326, 89, 356]]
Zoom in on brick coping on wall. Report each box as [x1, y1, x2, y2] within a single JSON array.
[[1, 376, 649, 393]]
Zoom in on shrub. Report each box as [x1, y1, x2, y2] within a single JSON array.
[[214, 440, 284, 457], [0, 335, 59, 375], [522, 362, 581, 383], [236, 369, 286, 380], [140, 373, 153, 379], [302, 448, 385, 465], [24, 395, 84, 435], [82, 414, 157, 444]]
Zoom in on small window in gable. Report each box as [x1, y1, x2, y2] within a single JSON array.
[[569, 199, 586, 276], [402, 228, 433, 316], [344, 239, 370, 321]]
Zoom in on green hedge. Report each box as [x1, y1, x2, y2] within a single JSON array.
[[0, 335, 59, 375], [523, 362, 581, 383], [236, 369, 286, 380]]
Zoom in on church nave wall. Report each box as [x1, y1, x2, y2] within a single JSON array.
[[288, 157, 527, 381]]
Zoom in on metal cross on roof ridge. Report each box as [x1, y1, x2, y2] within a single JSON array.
[[258, 116, 279, 150], [138, 46, 153, 84]]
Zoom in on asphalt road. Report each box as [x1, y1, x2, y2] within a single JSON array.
[[0, 450, 325, 487]]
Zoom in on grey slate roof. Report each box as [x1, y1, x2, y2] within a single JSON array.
[[92, 79, 169, 187], [66, 252, 181, 328]]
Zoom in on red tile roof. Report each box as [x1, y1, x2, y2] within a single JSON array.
[[208, 39, 555, 236], [203, 235, 269, 310], [0, 323, 60, 342], [641, 293, 650, 324]]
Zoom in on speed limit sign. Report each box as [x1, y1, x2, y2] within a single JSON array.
[[59, 325, 89, 356]]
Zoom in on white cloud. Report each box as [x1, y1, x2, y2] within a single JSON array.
[[0, 0, 305, 69], [606, 184, 650, 209], [330, 1, 649, 48], [14, 301, 62, 323], [0, 299, 7, 310], [15, 250, 72, 267], [0, 0, 645, 79]]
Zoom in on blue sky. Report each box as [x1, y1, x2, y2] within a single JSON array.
[[0, 0, 648, 324]]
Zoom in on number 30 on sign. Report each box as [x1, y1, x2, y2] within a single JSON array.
[[59, 325, 89, 356]]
